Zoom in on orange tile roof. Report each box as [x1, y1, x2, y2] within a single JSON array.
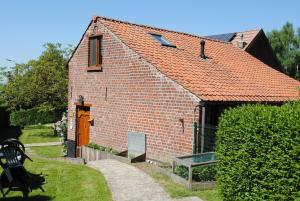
[[98, 16, 300, 102]]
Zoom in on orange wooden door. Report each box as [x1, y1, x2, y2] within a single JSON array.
[[77, 109, 90, 147]]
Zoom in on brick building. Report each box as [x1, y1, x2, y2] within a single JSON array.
[[206, 29, 281, 71], [67, 16, 300, 162]]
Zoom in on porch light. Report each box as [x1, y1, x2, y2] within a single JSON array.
[[77, 95, 84, 105]]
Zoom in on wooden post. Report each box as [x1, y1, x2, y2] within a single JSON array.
[[87, 147, 89, 162], [188, 166, 193, 186], [172, 160, 176, 173], [201, 105, 205, 153]]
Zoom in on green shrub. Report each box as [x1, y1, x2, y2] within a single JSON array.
[[216, 102, 300, 201], [87, 143, 119, 154], [174, 165, 217, 182], [10, 108, 55, 127], [174, 165, 189, 179], [193, 165, 217, 182]]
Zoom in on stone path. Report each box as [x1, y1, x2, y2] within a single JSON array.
[[88, 159, 202, 201], [24, 141, 62, 147]]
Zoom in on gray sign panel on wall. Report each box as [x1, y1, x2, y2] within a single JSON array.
[[128, 132, 146, 156]]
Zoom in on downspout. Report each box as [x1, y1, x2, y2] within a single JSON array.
[[200, 101, 206, 153]]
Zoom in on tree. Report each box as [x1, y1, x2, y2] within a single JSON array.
[[1, 43, 73, 113], [0, 67, 12, 106], [268, 22, 300, 80], [0, 67, 5, 84]]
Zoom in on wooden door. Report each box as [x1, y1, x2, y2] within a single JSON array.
[[76, 107, 90, 156]]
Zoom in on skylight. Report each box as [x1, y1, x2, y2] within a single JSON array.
[[149, 33, 176, 48]]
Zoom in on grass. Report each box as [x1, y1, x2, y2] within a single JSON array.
[[150, 173, 222, 201], [30, 145, 63, 158], [2, 126, 112, 200], [3, 158, 112, 201], [19, 126, 60, 144], [134, 162, 221, 201]]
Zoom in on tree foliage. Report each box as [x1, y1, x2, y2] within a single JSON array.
[[0, 67, 8, 106], [10, 108, 55, 127], [0, 67, 5, 84], [268, 22, 300, 80], [1, 43, 73, 112]]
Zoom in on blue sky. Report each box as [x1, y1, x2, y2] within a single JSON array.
[[0, 0, 299, 67]]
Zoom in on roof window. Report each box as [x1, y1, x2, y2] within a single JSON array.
[[149, 33, 176, 48]]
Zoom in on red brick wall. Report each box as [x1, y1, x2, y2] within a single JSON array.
[[68, 19, 201, 162]]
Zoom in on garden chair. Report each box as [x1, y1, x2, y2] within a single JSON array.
[[0, 138, 33, 162], [0, 146, 31, 197], [0, 138, 26, 152]]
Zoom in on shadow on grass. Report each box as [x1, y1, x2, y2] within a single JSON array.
[[2, 195, 53, 201], [1, 171, 49, 200], [0, 126, 22, 142]]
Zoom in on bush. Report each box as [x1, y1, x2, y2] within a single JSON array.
[[193, 165, 217, 182], [54, 112, 67, 139], [174, 165, 216, 182], [216, 102, 300, 201], [87, 143, 119, 155], [10, 108, 55, 127], [174, 165, 189, 179]]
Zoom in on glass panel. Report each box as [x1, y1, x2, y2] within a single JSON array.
[[89, 38, 97, 66], [180, 153, 217, 165], [98, 36, 102, 65], [150, 33, 176, 47]]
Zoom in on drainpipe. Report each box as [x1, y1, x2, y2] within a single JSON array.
[[193, 104, 201, 154], [200, 101, 206, 153]]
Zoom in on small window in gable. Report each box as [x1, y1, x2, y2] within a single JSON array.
[[88, 35, 103, 71], [149, 33, 176, 48]]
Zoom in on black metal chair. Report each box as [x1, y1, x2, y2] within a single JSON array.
[[0, 146, 31, 197]]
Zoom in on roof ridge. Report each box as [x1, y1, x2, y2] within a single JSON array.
[[236, 28, 262, 33], [96, 15, 230, 44], [206, 28, 262, 37]]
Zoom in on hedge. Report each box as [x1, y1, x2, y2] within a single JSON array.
[[216, 102, 300, 201], [10, 108, 55, 127]]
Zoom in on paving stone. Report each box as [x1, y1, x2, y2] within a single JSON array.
[[88, 159, 202, 201], [25, 142, 62, 147]]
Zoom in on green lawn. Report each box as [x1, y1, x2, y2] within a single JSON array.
[[30, 145, 63, 158], [150, 173, 222, 201], [3, 158, 112, 201], [1, 126, 112, 200], [19, 126, 60, 144]]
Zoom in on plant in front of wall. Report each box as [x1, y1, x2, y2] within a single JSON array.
[[87, 143, 119, 155], [53, 112, 67, 156], [174, 165, 189, 180], [174, 164, 217, 182], [193, 165, 216, 182]]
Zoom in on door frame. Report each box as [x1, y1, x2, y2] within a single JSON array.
[[75, 104, 91, 157]]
